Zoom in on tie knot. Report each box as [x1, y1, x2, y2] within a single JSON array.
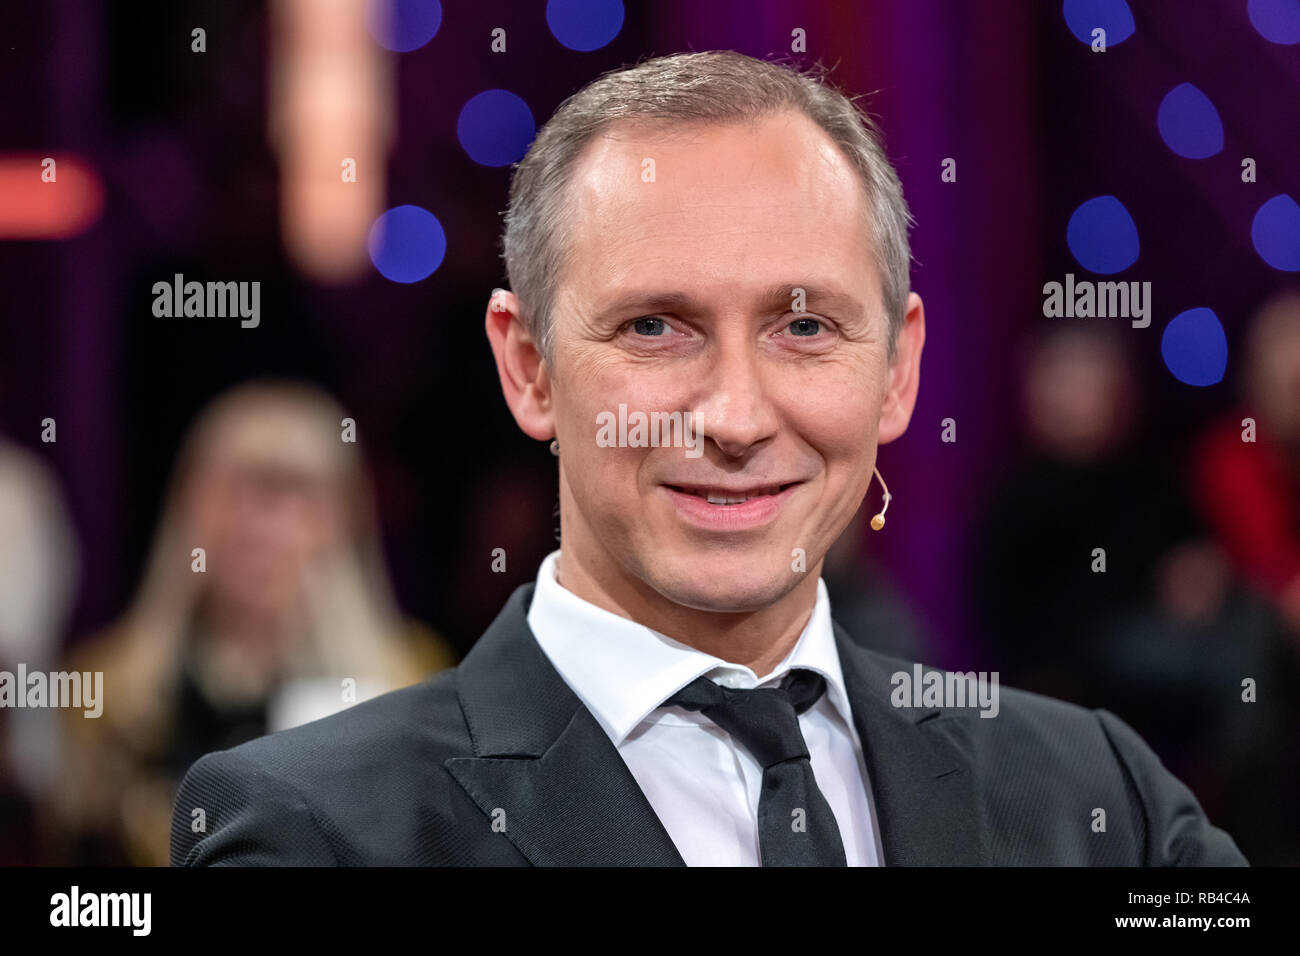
[[665, 669, 828, 769], [778, 668, 829, 713]]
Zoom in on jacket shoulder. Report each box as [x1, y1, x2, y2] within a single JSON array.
[[858, 650, 1247, 865], [223, 669, 466, 775], [170, 669, 510, 865]]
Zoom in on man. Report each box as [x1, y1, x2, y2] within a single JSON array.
[[171, 51, 1246, 866]]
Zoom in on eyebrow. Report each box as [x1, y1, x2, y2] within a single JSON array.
[[593, 283, 865, 322]]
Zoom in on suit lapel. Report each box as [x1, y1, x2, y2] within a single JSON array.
[[446, 583, 986, 866], [445, 584, 685, 866], [834, 622, 990, 865]]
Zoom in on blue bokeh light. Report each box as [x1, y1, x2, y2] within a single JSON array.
[[1161, 308, 1228, 387], [546, 0, 625, 52], [1156, 83, 1224, 159], [1248, 0, 1300, 44], [1251, 194, 1300, 271], [457, 90, 536, 167], [1062, 0, 1135, 46], [366, 0, 442, 53], [368, 205, 446, 283], [1067, 196, 1140, 274]]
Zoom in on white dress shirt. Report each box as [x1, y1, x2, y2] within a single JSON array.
[[525, 549, 883, 866]]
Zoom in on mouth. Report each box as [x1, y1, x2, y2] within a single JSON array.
[[660, 481, 802, 530], [663, 482, 799, 505]]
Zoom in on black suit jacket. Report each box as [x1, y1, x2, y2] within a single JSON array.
[[170, 583, 1247, 865]]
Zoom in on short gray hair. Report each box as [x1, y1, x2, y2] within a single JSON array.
[[501, 50, 914, 365]]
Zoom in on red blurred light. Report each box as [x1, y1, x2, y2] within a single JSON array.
[[0, 154, 105, 239]]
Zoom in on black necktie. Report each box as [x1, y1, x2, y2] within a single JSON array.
[[666, 668, 848, 866]]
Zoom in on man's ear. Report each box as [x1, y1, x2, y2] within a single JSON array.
[[484, 289, 554, 441], [878, 291, 925, 444]]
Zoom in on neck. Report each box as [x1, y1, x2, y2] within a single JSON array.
[[554, 541, 821, 679]]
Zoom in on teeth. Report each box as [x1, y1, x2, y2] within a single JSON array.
[[693, 486, 782, 504]]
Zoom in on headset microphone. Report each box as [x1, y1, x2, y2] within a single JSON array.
[[869, 465, 892, 531]]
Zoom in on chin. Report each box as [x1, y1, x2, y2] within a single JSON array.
[[644, 547, 800, 613]]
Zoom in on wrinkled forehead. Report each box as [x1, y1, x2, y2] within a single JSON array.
[[556, 110, 879, 313]]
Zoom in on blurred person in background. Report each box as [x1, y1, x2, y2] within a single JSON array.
[[1085, 534, 1300, 864], [974, 306, 1300, 864], [49, 380, 454, 865], [1180, 290, 1300, 864], [1193, 291, 1300, 644], [970, 321, 1196, 700], [0, 441, 80, 865]]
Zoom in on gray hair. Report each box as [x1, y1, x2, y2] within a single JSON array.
[[501, 51, 915, 366]]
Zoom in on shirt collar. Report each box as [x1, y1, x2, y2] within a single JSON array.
[[526, 549, 855, 746]]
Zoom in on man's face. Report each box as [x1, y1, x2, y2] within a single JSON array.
[[536, 109, 910, 613]]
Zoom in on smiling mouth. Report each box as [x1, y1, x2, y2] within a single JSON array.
[[663, 482, 799, 505]]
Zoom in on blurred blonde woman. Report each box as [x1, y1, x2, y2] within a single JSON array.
[[52, 380, 454, 865]]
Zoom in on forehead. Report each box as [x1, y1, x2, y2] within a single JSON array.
[[560, 109, 877, 310]]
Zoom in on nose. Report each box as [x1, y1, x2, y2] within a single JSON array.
[[691, 338, 781, 458]]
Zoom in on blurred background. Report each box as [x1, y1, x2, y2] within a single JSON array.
[[1, 0, 1298, 865]]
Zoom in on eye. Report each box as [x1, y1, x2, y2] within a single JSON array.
[[631, 316, 668, 336], [787, 315, 822, 336]]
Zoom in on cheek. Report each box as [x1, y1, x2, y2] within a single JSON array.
[[784, 369, 881, 466], [557, 356, 693, 467]]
